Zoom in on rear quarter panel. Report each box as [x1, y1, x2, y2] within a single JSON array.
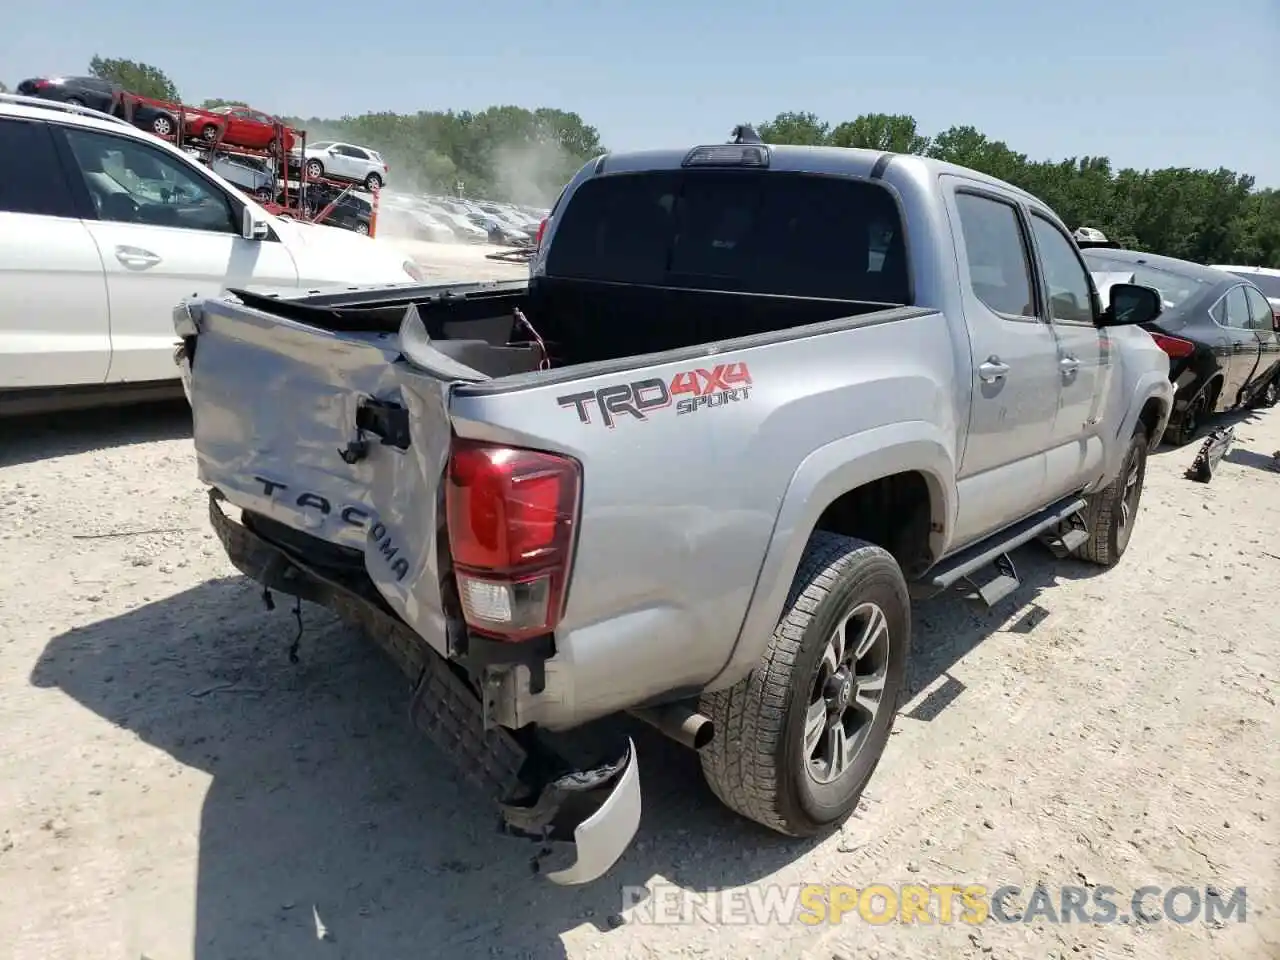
[[449, 310, 959, 727]]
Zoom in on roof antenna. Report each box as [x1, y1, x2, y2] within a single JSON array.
[[730, 123, 762, 145]]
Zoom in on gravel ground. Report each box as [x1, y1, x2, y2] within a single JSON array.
[[1, 352, 1277, 958]]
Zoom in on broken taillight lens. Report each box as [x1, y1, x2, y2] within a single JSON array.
[[445, 438, 581, 642], [1150, 333, 1196, 359], [534, 217, 548, 250]]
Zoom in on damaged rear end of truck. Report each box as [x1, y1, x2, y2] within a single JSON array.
[[175, 279, 650, 884], [175, 143, 941, 883]]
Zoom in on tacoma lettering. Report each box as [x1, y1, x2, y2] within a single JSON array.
[[369, 521, 411, 581], [252, 476, 370, 528]]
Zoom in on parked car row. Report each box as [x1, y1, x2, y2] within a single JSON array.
[[379, 191, 547, 246]]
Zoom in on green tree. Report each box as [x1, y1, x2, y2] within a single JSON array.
[[829, 113, 930, 154], [758, 111, 830, 146], [88, 56, 179, 101]]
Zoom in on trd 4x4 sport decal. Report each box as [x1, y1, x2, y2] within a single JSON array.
[[556, 362, 753, 428]]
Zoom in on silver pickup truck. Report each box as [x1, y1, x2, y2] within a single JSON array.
[[175, 129, 1174, 885]]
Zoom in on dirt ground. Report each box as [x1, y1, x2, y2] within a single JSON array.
[[1, 345, 1278, 959]]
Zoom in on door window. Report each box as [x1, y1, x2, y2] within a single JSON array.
[[59, 127, 238, 234], [1222, 285, 1252, 329], [1029, 212, 1095, 324], [1244, 286, 1275, 331], [337, 145, 368, 160], [0, 118, 78, 217], [954, 192, 1037, 319]]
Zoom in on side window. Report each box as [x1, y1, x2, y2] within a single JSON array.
[[954, 192, 1037, 319], [1223, 285, 1251, 329], [0, 118, 78, 218], [338, 146, 368, 159], [1245, 286, 1274, 331], [59, 127, 239, 234], [1029, 213, 1095, 324]]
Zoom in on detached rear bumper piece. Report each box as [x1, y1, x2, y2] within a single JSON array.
[[207, 491, 640, 884]]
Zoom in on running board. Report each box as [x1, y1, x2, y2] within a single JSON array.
[[913, 496, 1089, 606]]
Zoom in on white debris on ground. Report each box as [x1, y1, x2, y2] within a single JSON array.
[[0, 255, 1276, 959]]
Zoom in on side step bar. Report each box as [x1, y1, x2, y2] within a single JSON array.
[[913, 496, 1088, 607]]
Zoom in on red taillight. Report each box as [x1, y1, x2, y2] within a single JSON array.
[[33, 79, 51, 91], [445, 438, 581, 642], [534, 217, 548, 249], [1150, 333, 1195, 358]]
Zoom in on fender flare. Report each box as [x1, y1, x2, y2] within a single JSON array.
[[703, 420, 957, 693], [1106, 372, 1174, 480]]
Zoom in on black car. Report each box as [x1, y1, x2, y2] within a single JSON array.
[[1083, 248, 1280, 444], [17, 75, 120, 113], [300, 185, 373, 235]]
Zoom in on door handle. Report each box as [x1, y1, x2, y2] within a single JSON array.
[[1059, 355, 1080, 373], [977, 357, 1010, 382], [115, 245, 161, 268]]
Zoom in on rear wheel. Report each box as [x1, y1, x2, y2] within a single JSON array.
[[65, 97, 86, 107], [699, 533, 909, 836], [200, 124, 219, 143], [1167, 389, 1208, 446], [306, 159, 325, 180], [1075, 422, 1149, 567], [354, 222, 370, 236], [151, 115, 174, 138], [364, 172, 383, 192]]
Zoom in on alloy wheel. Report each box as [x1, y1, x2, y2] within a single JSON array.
[[803, 602, 890, 785]]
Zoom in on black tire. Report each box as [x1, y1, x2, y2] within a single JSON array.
[[65, 97, 86, 107], [364, 172, 383, 192], [151, 114, 174, 138], [306, 159, 325, 181], [698, 532, 910, 836], [354, 222, 370, 235], [200, 124, 219, 143], [1075, 422, 1149, 567], [1166, 389, 1207, 446], [1250, 377, 1278, 410]]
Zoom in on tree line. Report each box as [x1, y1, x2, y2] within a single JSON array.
[[8, 59, 1277, 265], [758, 111, 1279, 268]]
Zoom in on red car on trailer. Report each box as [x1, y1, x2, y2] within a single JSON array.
[[183, 104, 297, 153]]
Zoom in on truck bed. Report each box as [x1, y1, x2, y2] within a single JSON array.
[[177, 276, 941, 731]]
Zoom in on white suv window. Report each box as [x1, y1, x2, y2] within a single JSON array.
[[59, 126, 238, 234], [0, 117, 79, 218]]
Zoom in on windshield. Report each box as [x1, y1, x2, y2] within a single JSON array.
[[1082, 252, 1209, 309], [546, 169, 910, 303], [309, 141, 333, 150], [1228, 271, 1280, 300]]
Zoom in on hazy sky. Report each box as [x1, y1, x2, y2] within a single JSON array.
[[4, 0, 1277, 185]]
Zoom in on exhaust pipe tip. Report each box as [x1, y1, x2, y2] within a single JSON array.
[[629, 703, 714, 752]]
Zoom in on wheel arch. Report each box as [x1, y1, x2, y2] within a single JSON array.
[[703, 422, 956, 693]]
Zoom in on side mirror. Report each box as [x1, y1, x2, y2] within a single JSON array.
[[1097, 282, 1162, 328], [241, 205, 269, 241]]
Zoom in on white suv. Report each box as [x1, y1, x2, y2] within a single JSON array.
[[299, 141, 388, 191], [0, 95, 425, 414]]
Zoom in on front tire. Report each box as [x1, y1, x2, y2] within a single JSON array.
[[1075, 422, 1149, 567], [699, 532, 910, 836], [306, 159, 325, 181], [200, 124, 220, 143], [364, 172, 383, 192]]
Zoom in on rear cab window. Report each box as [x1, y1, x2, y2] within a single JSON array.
[[545, 170, 911, 304]]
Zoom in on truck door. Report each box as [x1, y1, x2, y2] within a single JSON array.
[[1025, 209, 1111, 497], [943, 180, 1063, 547]]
